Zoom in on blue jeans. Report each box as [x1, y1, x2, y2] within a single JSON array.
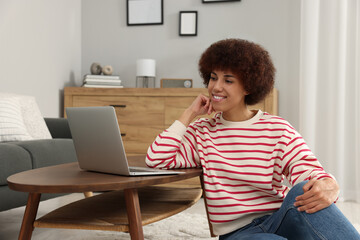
[[219, 181, 360, 240]]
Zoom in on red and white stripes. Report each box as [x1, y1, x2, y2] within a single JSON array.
[[146, 110, 333, 235]]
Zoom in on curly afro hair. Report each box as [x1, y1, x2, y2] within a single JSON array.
[[198, 39, 275, 105]]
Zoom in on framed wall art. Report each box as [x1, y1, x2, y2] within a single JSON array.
[[179, 11, 198, 36], [127, 0, 163, 26]]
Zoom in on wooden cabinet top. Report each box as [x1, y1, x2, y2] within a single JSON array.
[[64, 87, 208, 97]]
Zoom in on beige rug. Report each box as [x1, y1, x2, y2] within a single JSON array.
[[1, 211, 216, 240], [1, 194, 359, 240], [36, 212, 215, 240], [0, 194, 216, 240]]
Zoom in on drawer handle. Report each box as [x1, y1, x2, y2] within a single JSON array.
[[121, 133, 126, 137], [110, 104, 126, 108]]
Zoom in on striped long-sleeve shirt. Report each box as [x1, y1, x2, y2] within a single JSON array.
[[146, 110, 334, 236]]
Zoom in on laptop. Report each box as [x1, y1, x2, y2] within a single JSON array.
[[66, 106, 183, 176]]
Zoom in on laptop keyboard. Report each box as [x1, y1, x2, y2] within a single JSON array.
[[129, 166, 164, 172]]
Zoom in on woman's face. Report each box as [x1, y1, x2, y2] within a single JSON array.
[[207, 70, 248, 117]]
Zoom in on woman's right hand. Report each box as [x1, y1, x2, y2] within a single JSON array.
[[178, 94, 214, 126]]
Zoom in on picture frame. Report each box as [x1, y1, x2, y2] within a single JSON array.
[[179, 11, 198, 36], [127, 0, 163, 26], [202, 0, 241, 3]]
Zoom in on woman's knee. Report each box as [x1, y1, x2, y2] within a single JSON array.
[[283, 181, 308, 206]]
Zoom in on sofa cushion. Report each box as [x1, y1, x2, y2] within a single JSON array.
[[45, 118, 72, 139], [18, 95, 52, 140], [0, 143, 32, 186], [0, 186, 65, 211], [0, 97, 32, 142], [0, 93, 52, 140], [15, 139, 77, 169], [0, 185, 29, 211]]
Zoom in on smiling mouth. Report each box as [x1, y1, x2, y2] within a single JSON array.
[[212, 95, 226, 102]]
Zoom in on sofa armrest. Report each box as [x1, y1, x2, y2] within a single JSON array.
[[44, 118, 72, 139]]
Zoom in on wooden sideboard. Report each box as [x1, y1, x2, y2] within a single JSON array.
[[64, 87, 278, 188], [64, 87, 278, 155]]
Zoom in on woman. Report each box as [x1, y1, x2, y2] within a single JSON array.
[[146, 39, 360, 239]]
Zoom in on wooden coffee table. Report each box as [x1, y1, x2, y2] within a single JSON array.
[[7, 156, 203, 240]]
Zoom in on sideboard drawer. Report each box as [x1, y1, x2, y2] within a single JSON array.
[[164, 97, 194, 126], [72, 96, 135, 107], [72, 96, 165, 125], [120, 124, 164, 154]]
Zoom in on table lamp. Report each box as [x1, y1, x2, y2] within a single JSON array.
[[136, 59, 156, 88]]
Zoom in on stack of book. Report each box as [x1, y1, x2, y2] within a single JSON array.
[[82, 75, 123, 88]]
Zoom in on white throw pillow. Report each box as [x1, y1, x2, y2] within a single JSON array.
[[0, 98, 32, 142], [0, 93, 52, 140], [17, 95, 52, 139]]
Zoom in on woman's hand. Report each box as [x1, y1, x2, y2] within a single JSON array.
[[294, 178, 339, 213], [178, 94, 214, 126]]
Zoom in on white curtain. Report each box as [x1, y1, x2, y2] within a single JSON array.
[[299, 0, 360, 202]]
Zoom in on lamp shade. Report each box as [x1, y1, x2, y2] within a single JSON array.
[[136, 59, 156, 77]]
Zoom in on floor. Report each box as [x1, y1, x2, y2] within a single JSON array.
[[0, 193, 359, 240], [333, 201, 360, 227], [187, 198, 360, 227]]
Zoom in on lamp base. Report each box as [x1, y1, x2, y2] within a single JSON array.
[[136, 76, 155, 88]]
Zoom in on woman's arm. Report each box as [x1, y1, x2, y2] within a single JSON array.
[[145, 121, 197, 169], [282, 130, 339, 213], [146, 94, 214, 169]]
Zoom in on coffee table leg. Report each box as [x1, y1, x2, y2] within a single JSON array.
[[124, 188, 144, 240], [18, 193, 41, 240]]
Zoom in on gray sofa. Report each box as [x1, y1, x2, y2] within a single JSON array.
[[0, 118, 77, 211]]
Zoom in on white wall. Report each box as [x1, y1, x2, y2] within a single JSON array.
[[81, 0, 301, 128], [0, 0, 82, 117], [0, 0, 301, 126]]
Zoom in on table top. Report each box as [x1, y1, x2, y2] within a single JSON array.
[[7, 155, 203, 193]]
